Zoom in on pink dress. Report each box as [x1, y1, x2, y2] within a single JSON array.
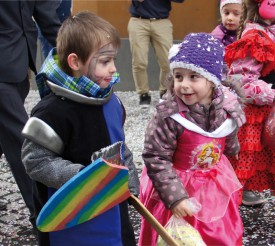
[[139, 113, 243, 246]]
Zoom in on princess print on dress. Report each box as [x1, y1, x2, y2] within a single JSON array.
[[194, 141, 220, 170]]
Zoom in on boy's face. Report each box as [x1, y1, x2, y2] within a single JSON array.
[[173, 68, 214, 106], [79, 43, 118, 89], [221, 3, 242, 31]]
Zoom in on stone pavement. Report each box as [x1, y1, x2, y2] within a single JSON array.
[[1, 154, 275, 245], [0, 157, 37, 245]]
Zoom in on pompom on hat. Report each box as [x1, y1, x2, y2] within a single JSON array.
[[220, 0, 242, 13], [169, 33, 225, 87]]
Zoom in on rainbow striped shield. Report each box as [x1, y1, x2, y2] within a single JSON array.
[[36, 158, 130, 232]]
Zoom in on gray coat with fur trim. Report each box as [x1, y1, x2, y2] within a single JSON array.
[[142, 86, 246, 209]]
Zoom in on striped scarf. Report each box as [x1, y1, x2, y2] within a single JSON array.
[[36, 48, 120, 98]]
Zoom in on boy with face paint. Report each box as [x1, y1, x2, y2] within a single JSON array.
[[21, 11, 138, 246]]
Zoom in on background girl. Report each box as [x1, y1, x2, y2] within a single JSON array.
[[211, 0, 243, 46]]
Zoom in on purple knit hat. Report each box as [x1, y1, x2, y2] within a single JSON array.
[[169, 33, 224, 87]]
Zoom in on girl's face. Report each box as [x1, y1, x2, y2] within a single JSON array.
[[173, 68, 214, 106], [80, 43, 117, 89], [221, 3, 242, 31], [205, 147, 212, 156]]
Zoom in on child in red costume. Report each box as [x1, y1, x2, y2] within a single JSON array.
[[225, 0, 275, 206]]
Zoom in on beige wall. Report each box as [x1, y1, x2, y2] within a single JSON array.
[[72, 0, 219, 40]]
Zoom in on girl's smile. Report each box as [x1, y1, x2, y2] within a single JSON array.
[[173, 68, 214, 106]]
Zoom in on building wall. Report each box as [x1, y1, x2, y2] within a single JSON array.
[[72, 1, 220, 40], [71, 1, 220, 91]]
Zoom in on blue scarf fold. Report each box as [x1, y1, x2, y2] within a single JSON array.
[[36, 48, 120, 98]]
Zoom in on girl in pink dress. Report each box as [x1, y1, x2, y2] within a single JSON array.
[[139, 33, 246, 246]]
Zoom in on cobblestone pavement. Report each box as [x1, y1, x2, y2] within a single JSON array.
[[0, 90, 274, 245]]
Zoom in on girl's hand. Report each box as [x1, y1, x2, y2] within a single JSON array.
[[171, 199, 195, 218]]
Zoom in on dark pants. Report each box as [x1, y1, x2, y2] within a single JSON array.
[[120, 200, 136, 246], [0, 77, 35, 225]]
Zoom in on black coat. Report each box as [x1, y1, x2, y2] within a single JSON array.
[[0, 0, 61, 83]]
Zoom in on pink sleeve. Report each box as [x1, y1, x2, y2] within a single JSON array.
[[229, 56, 275, 105], [211, 25, 224, 42]]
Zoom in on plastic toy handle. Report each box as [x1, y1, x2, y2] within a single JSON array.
[[129, 194, 180, 246]]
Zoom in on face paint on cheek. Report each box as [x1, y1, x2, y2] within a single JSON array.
[[86, 57, 98, 82], [85, 43, 118, 84]]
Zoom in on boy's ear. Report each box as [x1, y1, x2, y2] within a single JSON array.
[[67, 53, 81, 71]]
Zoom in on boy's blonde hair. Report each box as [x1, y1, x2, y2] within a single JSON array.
[[56, 11, 121, 75], [238, 0, 263, 38]]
